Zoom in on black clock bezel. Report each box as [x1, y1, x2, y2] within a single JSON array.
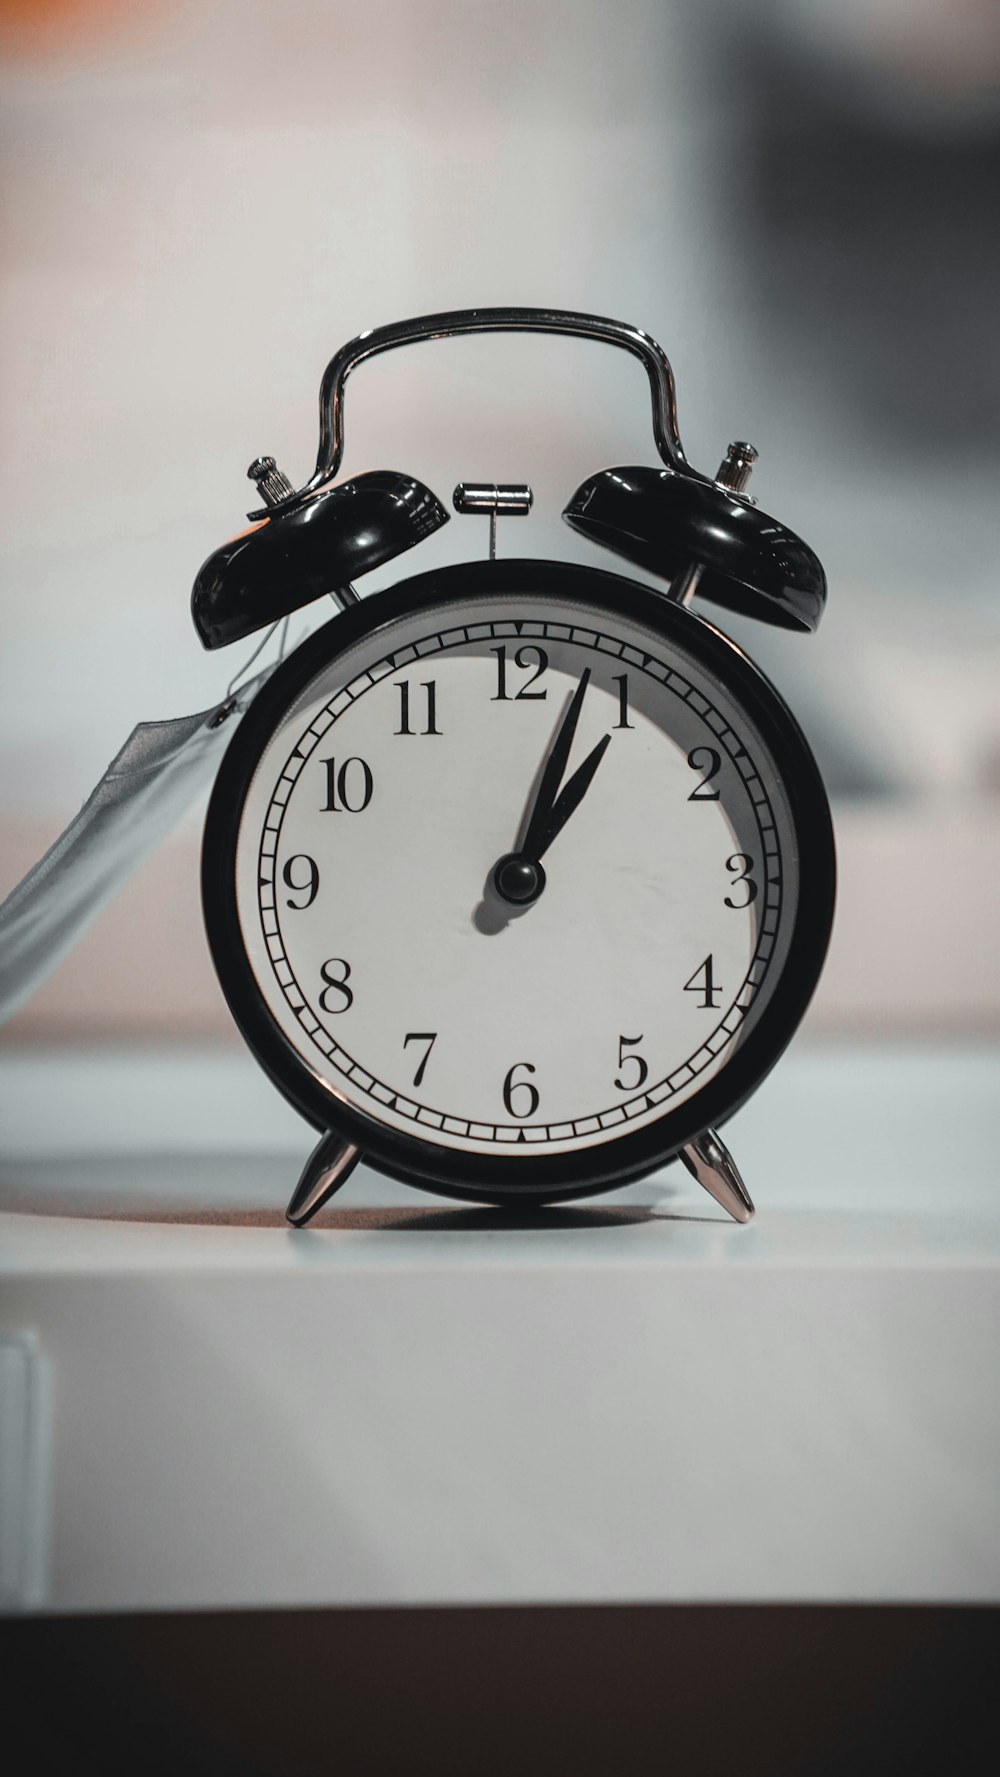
[[203, 558, 835, 1206]]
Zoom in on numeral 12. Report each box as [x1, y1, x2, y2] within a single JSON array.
[[491, 645, 548, 700]]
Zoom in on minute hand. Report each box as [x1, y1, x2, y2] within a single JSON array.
[[519, 667, 593, 863], [528, 732, 612, 862]]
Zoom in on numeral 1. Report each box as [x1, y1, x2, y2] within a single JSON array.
[[683, 955, 722, 1009], [395, 680, 441, 736], [611, 674, 634, 729]]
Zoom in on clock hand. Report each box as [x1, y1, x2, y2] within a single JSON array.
[[491, 670, 612, 907], [519, 667, 592, 863], [529, 730, 611, 862]]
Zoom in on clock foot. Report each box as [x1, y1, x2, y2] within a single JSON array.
[[679, 1128, 755, 1223], [286, 1132, 361, 1227]]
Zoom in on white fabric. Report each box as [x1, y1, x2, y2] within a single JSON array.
[[0, 672, 272, 1024]]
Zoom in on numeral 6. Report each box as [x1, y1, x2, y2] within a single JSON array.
[[503, 1062, 539, 1118]]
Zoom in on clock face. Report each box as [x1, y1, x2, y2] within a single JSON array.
[[207, 562, 833, 1196]]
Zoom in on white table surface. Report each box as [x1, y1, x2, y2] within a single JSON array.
[[0, 1040, 997, 1613]]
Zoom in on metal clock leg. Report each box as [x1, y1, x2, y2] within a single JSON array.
[[285, 1133, 362, 1227], [679, 1128, 755, 1223]]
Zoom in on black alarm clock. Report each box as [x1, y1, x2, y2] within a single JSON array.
[[194, 308, 834, 1227]]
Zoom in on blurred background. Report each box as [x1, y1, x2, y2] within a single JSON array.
[[2, 0, 999, 1042]]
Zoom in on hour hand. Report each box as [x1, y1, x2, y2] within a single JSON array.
[[519, 667, 592, 863], [531, 731, 611, 861], [491, 671, 612, 907]]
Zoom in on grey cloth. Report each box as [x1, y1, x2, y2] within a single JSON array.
[[0, 670, 272, 1025]]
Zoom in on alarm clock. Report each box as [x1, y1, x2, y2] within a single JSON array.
[[194, 308, 834, 1227]]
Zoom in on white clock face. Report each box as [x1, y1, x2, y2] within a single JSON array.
[[234, 587, 797, 1157]]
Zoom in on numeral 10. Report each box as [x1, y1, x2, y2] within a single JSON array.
[[321, 756, 374, 812]]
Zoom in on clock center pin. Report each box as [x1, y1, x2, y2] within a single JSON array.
[[492, 852, 546, 906]]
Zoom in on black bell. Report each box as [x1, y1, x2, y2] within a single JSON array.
[[192, 470, 449, 650], [563, 463, 826, 633]]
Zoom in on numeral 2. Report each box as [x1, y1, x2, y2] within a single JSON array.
[[687, 747, 721, 800]]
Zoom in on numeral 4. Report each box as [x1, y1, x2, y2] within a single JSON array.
[[683, 955, 722, 1009]]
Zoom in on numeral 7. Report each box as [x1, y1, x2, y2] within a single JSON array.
[[403, 1031, 437, 1087]]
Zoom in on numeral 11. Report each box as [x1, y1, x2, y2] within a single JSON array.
[[395, 680, 441, 735]]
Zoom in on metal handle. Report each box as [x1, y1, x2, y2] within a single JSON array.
[[304, 307, 690, 496]]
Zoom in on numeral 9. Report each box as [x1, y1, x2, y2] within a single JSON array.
[[282, 854, 319, 909]]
